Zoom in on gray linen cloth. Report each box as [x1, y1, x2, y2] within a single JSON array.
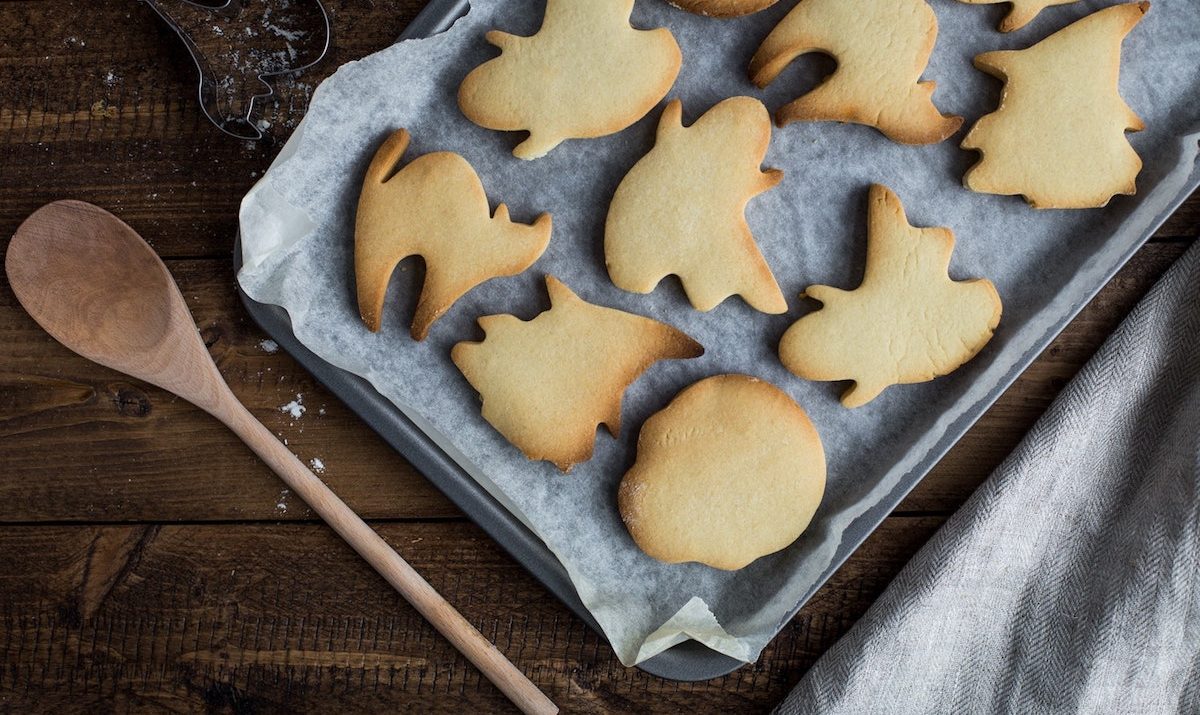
[[779, 241, 1200, 715]]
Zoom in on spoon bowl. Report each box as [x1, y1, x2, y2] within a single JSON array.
[[7, 200, 223, 409]]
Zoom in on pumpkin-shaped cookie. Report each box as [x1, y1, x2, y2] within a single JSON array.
[[618, 374, 825, 570]]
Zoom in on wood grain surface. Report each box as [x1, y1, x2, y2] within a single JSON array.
[[1, 1, 1197, 712]]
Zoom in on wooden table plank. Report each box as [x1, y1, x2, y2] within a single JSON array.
[[0, 256, 454, 522], [0, 518, 942, 712], [0, 242, 1190, 522]]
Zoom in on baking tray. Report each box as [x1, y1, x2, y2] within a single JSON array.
[[234, 0, 1200, 682]]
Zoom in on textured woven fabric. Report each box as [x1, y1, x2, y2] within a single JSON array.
[[778, 242, 1200, 715]]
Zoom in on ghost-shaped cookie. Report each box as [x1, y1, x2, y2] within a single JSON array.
[[354, 129, 551, 340], [778, 185, 1001, 407], [605, 97, 787, 314], [452, 276, 703, 471], [458, 0, 681, 159]]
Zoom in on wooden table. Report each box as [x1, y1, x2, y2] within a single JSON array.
[[1, 1, 1195, 711]]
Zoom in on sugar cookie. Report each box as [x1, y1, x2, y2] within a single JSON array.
[[961, 3, 1148, 209], [605, 97, 787, 314], [458, 0, 681, 160], [779, 185, 1001, 408], [452, 276, 703, 472], [618, 374, 825, 571], [958, 0, 1081, 32], [666, 0, 778, 18], [355, 129, 551, 339], [749, 0, 962, 145]]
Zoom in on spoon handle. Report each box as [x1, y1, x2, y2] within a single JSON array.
[[210, 394, 558, 715]]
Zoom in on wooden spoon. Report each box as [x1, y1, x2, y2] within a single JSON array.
[[5, 200, 557, 715]]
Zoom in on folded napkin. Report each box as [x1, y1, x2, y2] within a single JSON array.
[[779, 241, 1200, 715]]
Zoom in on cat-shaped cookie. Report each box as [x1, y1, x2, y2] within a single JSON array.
[[354, 129, 551, 339]]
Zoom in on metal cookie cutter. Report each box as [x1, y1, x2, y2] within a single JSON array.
[[141, 0, 332, 141]]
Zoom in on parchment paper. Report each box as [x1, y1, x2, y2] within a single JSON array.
[[237, 0, 1200, 666]]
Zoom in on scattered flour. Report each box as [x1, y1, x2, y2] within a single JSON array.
[[280, 394, 305, 419], [275, 488, 289, 512], [309, 458, 325, 474], [258, 338, 279, 353]]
